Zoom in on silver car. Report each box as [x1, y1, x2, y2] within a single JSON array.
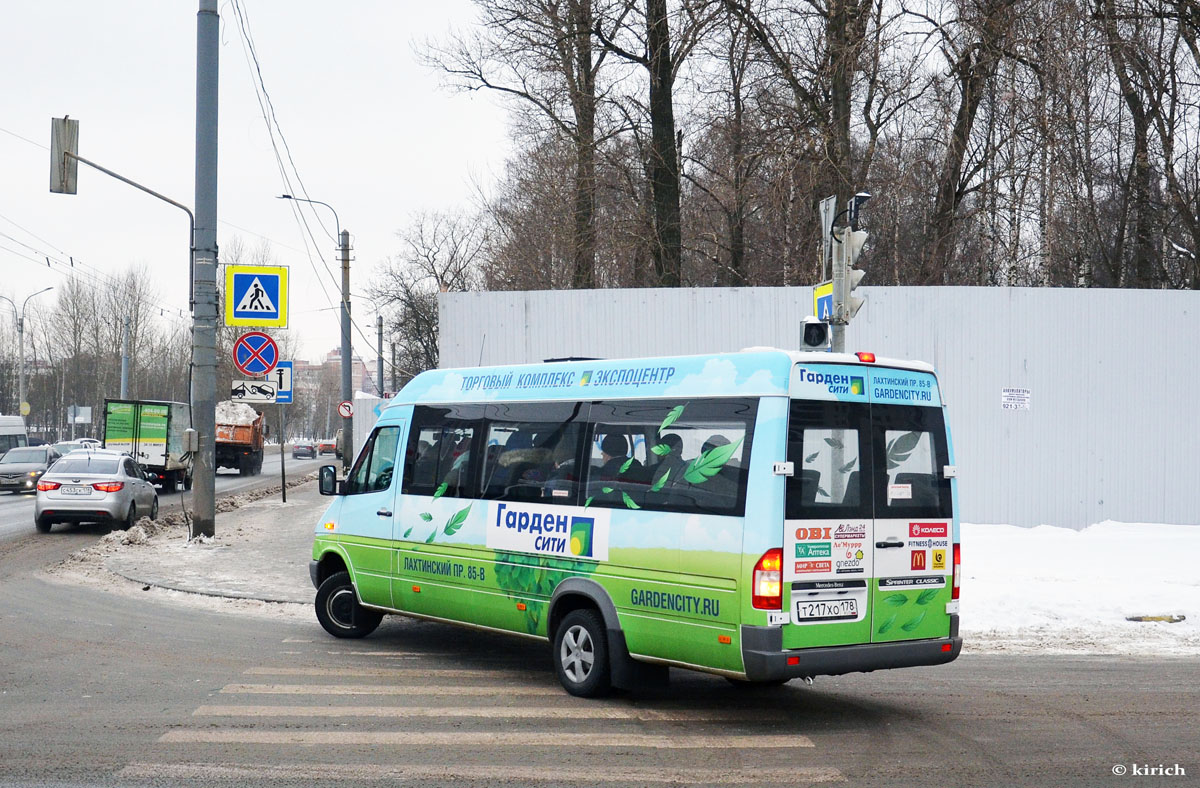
[[35, 450, 159, 533]]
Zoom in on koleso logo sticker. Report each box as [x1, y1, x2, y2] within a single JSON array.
[[487, 502, 610, 561], [910, 522, 948, 538]]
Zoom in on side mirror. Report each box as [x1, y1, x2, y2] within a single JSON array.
[[318, 465, 340, 496]]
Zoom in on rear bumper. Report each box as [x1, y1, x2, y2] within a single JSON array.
[[741, 615, 962, 681]]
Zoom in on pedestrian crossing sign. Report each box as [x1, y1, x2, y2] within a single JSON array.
[[225, 264, 289, 328]]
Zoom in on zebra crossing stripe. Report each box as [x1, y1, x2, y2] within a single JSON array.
[[118, 762, 843, 783], [193, 704, 787, 722], [158, 730, 815, 748], [245, 665, 543, 679], [220, 683, 560, 696]]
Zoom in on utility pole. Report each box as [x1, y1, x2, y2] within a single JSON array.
[[120, 316, 130, 398], [192, 0, 220, 538], [340, 229, 354, 472], [376, 315, 384, 396], [0, 288, 53, 421], [390, 341, 397, 393]]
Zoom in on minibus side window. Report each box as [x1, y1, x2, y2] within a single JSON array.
[[402, 405, 482, 498], [479, 402, 586, 503], [584, 398, 757, 516], [345, 426, 401, 495], [786, 401, 872, 520]]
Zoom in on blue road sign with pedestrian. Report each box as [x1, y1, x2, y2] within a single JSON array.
[[225, 265, 289, 328]]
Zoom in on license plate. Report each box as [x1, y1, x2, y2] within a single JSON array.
[[794, 598, 858, 622], [62, 485, 91, 496]]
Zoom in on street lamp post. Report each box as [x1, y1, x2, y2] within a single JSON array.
[[0, 287, 54, 418], [278, 194, 354, 471]]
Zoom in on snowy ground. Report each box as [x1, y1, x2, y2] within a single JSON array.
[[959, 522, 1199, 655], [47, 499, 1200, 655]]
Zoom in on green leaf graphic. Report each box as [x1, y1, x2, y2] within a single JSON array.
[[601, 486, 614, 494], [659, 405, 685, 434], [402, 526, 413, 538], [887, 431, 922, 465], [651, 443, 672, 457], [901, 611, 927, 631], [877, 615, 897, 634], [804, 451, 820, 463], [432, 482, 448, 501], [883, 593, 908, 607], [839, 459, 857, 473], [419, 512, 433, 522], [824, 437, 844, 450], [621, 492, 640, 510], [424, 529, 438, 544], [443, 504, 472, 536], [619, 457, 634, 474], [650, 469, 671, 492], [583, 496, 594, 509], [682, 437, 743, 484], [915, 589, 939, 606]]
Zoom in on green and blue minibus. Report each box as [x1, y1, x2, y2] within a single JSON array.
[[310, 348, 961, 696]]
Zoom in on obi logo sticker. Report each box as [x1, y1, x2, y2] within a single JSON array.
[[569, 517, 595, 557], [794, 527, 832, 540], [931, 549, 946, 570], [796, 542, 832, 558]]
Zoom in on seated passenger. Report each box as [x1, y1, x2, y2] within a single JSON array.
[[596, 433, 641, 481]]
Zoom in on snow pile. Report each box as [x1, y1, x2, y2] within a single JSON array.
[[961, 522, 1199, 655], [216, 400, 259, 425]]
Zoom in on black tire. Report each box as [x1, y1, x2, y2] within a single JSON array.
[[552, 609, 612, 698], [123, 504, 137, 531], [163, 473, 178, 494], [34, 516, 54, 533], [149, 496, 159, 520], [315, 571, 382, 639], [183, 473, 193, 491]]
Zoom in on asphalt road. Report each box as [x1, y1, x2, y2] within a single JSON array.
[[0, 522, 1194, 787], [0, 451, 329, 542]]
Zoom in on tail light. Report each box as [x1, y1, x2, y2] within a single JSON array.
[[92, 481, 124, 493], [951, 542, 961, 600], [752, 548, 783, 609], [37, 480, 60, 492]]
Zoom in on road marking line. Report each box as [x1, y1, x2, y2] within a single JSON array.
[[119, 762, 842, 783], [281, 638, 312, 643], [244, 666, 542, 679], [192, 704, 787, 722], [158, 730, 814, 748], [220, 683, 561, 696]]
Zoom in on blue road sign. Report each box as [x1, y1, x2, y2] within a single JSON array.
[[225, 265, 289, 327], [274, 361, 293, 404]]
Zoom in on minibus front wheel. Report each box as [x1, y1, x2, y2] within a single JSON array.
[[553, 609, 612, 698], [315, 571, 382, 638]]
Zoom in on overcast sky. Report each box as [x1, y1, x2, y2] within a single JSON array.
[[1, 0, 508, 363]]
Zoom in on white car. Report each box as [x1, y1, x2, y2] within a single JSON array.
[[35, 450, 159, 533]]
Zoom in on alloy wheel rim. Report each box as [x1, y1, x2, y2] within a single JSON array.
[[560, 624, 594, 683]]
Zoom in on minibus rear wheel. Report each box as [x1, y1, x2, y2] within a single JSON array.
[[553, 609, 612, 698], [315, 571, 382, 638]]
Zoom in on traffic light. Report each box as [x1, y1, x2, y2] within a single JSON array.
[[800, 316, 830, 351], [833, 229, 868, 323]]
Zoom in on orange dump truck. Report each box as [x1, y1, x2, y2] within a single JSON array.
[[215, 401, 265, 475]]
